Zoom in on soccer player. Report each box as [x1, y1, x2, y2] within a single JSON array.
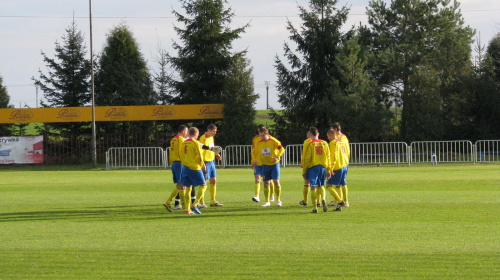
[[326, 128, 348, 211], [302, 127, 331, 213], [163, 124, 188, 212], [198, 123, 223, 207], [252, 127, 285, 207], [251, 124, 277, 203], [180, 127, 207, 215], [328, 122, 351, 208]]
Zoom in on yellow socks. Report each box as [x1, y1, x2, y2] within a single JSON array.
[[320, 185, 326, 202], [193, 185, 207, 206], [254, 182, 260, 196], [302, 184, 310, 203], [335, 186, 343, 202], [342, 185, 348, 204], [327, 184, 342, 203], [165, 187, 179, 205], [210, 183, 216, 204], [310, 188, 318, 210], [274, 183, 282, 201], [184, 186, 192, 211], [264, 186, 270, 202], [269, 180, 275, 197]]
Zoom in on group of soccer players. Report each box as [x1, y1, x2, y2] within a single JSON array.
[[162, 122, 350, 215], [299, 123, 350, 213], [162, 124, 223, 215], [250, 123, 350, 213]]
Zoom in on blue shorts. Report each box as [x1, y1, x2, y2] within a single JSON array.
[[171, 161, 183, 184], [182, 167, 206, 187], [203, 161, 216, 180], [262, 163, 280, 181], [327, 166, 347, 186], [253, 165, 264, 176], [342, 165, 349, 185], [305, 165, 326, 187]]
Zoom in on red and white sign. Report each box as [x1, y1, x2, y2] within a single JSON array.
[[0, 136, 43, 164]]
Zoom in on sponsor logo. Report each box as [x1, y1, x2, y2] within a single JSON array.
[[104, 108, 128, 119], [151, 107, 176, 119], [9, 110, 34, 122], [198, 106, 222, 118], [57, 109, 81, 120], [0, 150, 11, 156]]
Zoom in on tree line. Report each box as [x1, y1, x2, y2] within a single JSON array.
[[1, 0, 499, 145]]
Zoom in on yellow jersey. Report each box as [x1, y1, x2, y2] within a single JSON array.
[[302, 139, 331, 174], [330, 137, 349, 170], [199, 133, 215, 162], [254, 137, 285, 166], [169, 134, 185, 164], [251, 134, 278, 165], [300, 138, 313, 166], [338, 133, 350, 160], [180, 138, 204, 171]]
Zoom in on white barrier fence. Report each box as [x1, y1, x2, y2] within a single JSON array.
[[475, 140, 500, 163], [106, 147, 166, 169], [105, 140, 500, 169]]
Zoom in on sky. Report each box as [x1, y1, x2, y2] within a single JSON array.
[[1, 0, 499, 110]]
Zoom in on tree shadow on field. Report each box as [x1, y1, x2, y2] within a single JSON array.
[[0, 204, 296, 222]]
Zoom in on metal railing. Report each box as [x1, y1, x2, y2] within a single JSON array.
[[475, 140, 500, 163], [410, 141, 473, 165], [106, 147, 166, 169], [350, 142, 409, 166], [105, 140, 499, 169]]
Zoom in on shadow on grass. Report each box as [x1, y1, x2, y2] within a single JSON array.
[[0, 204, 304, 222]]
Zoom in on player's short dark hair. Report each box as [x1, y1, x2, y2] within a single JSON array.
[[189, 127, 199, 136], [309, 127, 319, 137], [258, 127, 269, 134], [330, 122, 341, 131], [257, 124, 266, 131], [207, 123, 217, 130], [178, 125, 188, 133]]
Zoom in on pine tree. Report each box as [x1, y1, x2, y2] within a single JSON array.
[[333, 36, 393, 141], [32, 19, 91, 135], [95, 23, 157, 134], [168, 0, 255, 144], [366, 0, 474, 141], [274, 0, 358, 143], [219, 55, 257, 145]]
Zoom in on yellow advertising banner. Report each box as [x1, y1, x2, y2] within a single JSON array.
[[0, 104, 224, 124]]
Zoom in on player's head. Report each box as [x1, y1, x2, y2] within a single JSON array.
[[330, 122, 341, 132], [189, 127, 199, 139], [257, 124, 266, 133], [309, 127, 319, 139], [258, 127, 269, 141], [178, 124, 188, 137], [327, 129, 336, 141], [206, 123, 217, 137]]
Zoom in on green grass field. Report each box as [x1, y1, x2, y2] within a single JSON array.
[[1, 164, 499, 279]]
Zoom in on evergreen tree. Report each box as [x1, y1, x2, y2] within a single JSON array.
[[472, 33, 500, 139], [219, 55, 258, 145], [333, 36, 393, 141], [487, 33, 500, 80], [0, 75, 12, 136], [168, 0, 255, 144], [274, 0, 386, 143], [32, 20, 91, 135], [95, 23, 157, 134], [153, 49, 173, 105], [366, 0, 474, 141]]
